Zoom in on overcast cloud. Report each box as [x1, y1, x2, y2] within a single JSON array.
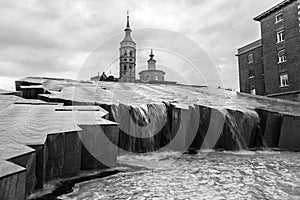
[[0, 0, 283, 90]]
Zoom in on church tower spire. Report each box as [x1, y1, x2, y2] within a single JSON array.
[[119, 12, 136, 82], [148, 48, 156, 70], [126, 11, 130, 30], [150, 48, 154, 58]]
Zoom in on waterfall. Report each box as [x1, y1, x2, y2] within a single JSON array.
[[111, 103, 170, 153]]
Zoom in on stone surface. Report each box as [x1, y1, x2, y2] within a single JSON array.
[[15, 77, 300, 153], [9, 152, 36, 195], [279, 115, 300, 150], [79, 125, 119, 169], [256, 108, 283, 148], [0, 94, 119, 196], [28, 145, 45, 189], [0, 160, 26, 200], [0, 143, 36, 195], [63, 131, 82, 177], [45, 133, 66, 182]]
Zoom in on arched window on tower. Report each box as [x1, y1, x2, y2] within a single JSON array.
[[121, 50, 125, 57], [127, 63, 130, 71]]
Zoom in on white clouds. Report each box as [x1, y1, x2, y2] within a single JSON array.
[[0, 76, 15, 91], [0, 0, 284, 90]]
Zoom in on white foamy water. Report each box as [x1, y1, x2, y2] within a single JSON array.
[[59, 151, 300, 200]]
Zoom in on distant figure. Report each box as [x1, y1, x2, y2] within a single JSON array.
[[100, 72, 108, 81]]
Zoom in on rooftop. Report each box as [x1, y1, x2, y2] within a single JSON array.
[[237, 39, 262, 56], [254, 0, 296, 21]]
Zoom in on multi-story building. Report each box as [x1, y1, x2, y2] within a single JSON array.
[[237, 0, 300, 101], [237, 40, 265, 95]]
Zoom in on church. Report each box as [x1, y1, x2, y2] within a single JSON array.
[[138, 49, 165, 82], [91, 12, 176, 84], [119, 12, 170, 84]]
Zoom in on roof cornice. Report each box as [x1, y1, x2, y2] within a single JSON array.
[[254, 0, 296, 21]]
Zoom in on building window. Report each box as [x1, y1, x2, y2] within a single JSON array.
[[280, 73, 289, 87], [248, 69, 255, 78], [248, 54, 253, 64], [275, 13, 283, 23], [250, 85, 256, 95], [155, 76, 159, 81], [278, 49, 287, 63], [276, 30, 285, 43]]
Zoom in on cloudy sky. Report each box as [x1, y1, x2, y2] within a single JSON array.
[[0, 0, 283, 90]]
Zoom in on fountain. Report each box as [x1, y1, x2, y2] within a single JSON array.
[[1, 77, 300, 199], [18, 77, 300, 152]]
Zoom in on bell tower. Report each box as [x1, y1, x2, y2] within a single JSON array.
[[119, 12, 136, 82]]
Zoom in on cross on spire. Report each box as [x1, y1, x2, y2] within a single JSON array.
[[150, 48, 154, 58], [126, 11, 131, 30]]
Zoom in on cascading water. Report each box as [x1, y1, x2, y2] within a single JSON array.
[[110, 101, 261, 153], [111, 103, 171, 153], [217, 109, 259, 151]]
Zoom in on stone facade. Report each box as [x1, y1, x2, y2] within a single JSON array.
[[237, 0, 300, 102], [237, 40, 265, 95], [119, 13, 136, 82], [139, 49, 166, 82], [139, 70, 165, 82]]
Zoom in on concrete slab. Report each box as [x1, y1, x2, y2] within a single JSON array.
[[0, 143, 35, 161], [0, 143, 36, 195], [8, 152, 36, 195], [0, 160, 26, 200], [279, 115, 300, 151], [79, 125, 119, 170], [0, 104, 82, 145], [0, 160, 25, 179], [15, 76, 300, 116], [0, 95, 119, 196], [256, 108, 283, 148], [0, 88, 22, 96]]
